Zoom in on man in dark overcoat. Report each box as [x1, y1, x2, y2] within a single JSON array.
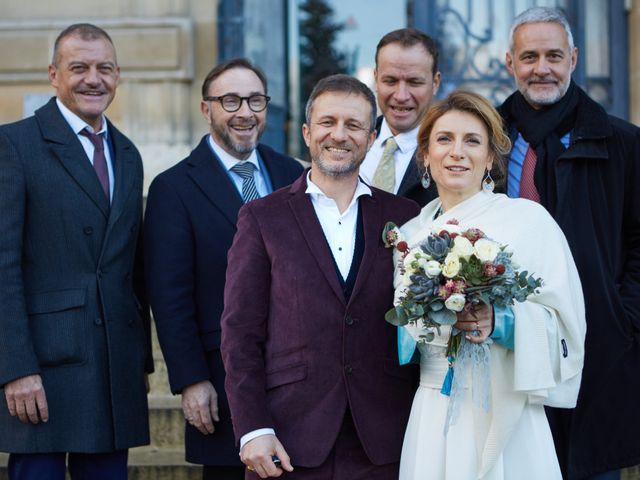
[[498, 7, 640, 480], [144, 58, 303, 480], [0, 24, 152, 480]]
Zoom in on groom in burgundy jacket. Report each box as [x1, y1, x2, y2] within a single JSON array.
[[221, 74, 420, 479]]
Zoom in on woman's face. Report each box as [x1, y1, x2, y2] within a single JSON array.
[[424, 110, 493, 206]]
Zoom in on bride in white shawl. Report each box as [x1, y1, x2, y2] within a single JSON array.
[[396, 91, 586, 480]]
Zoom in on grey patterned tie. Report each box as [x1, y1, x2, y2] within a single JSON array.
[[372, 137, 399, 192], [231, 162, 260, 203]]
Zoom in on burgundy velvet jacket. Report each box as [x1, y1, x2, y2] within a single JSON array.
[[221, 173, 420, 467]]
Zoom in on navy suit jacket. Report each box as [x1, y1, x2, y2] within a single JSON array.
[[144, 135, 303, 465]]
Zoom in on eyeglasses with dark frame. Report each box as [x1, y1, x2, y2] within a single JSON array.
[[203, 94, 271, 113]]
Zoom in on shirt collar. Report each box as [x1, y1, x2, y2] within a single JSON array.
[[305, 170, 371, 210], [56, 98, 108, 136], [208, 134, 260, 172], [379, 118, 419, 154]]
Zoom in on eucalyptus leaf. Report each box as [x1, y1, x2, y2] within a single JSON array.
[[428, 308, 457, 326], [385, 306, 408, 326]]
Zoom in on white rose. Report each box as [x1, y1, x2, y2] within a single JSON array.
[[424, 260, 442, 277], [444, 293, 466, 312], [451, 236, 474, 260], [441, 253, 460, 278], [474, 238, 501, 262]]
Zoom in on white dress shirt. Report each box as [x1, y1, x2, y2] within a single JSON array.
[[359, 118, 419, 194], [239, 171, 372, 450], [56, 98, 114, 201]]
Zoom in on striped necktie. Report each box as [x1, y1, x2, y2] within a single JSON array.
[[231, 162, 260, 203], [372, 137, 399, 192], [519, 145, 540, 202], [80, 128, 109, 201]]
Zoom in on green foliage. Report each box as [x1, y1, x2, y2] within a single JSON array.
[[299, 0, 348, 104]]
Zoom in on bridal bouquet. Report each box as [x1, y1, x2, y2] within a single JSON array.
[[383, 218, 543, 431], [383, 218, 542, 345]]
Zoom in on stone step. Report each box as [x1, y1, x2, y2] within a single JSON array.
[[148, 394, 185, 449], [128, 446, 202, 480], [148, 356, 172, 396]]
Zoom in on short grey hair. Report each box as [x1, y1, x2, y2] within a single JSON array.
[[304, 74, 377, 133], [509, 6, 575, 52]]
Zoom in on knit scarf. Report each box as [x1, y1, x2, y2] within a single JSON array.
[[501, 81, 583, 215]]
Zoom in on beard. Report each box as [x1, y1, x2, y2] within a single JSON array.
[[519, 75, 570, 107], [311, 142, 365, 178], [211, 119, 265, 157]]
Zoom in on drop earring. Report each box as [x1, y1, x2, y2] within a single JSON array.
[[421, 169, 431, 189], [483, 169, 495, 192]]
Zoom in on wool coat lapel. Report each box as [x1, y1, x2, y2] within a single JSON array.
[[35, 99, 110, 217], [187, 137, 245, 228]]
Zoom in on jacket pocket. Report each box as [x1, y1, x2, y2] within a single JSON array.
[[26, 288, 87, 367], [265, 363, 307, 390]]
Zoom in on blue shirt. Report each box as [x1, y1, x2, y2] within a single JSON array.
[[507, 132, 570, 198]]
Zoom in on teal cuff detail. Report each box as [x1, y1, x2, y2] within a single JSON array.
[[491, 305, 515, 350], [398, 326, 418, 365]]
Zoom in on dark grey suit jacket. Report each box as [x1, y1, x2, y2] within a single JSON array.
[[0, 97, 151, 453]]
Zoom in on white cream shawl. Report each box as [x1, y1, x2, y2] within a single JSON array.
[[395, 190, 586, 477]]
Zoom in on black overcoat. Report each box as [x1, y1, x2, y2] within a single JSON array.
[[143, 136, 303, 465], [500, 94, 640, 479], [0, 98, 151, 453]]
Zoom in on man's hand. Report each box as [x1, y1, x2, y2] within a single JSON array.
[[181, 380, 219, 435], [241, 434, 293, 478], [4, 374, 49, 424], [454, 304, 493, 344]]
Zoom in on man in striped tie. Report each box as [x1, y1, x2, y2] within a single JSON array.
[[144, 58, 302, 480], [498, 7, 640, 480]]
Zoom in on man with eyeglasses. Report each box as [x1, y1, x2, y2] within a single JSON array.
[[144, 58, 303, 480]]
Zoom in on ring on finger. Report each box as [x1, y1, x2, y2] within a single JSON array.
[[246, 465, 255, 471]]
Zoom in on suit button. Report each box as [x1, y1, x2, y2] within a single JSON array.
[[345, 316, 354, 326], [83, 226, 93, 235], [345, 365, 353, 374], [95, 317, 103, 325]]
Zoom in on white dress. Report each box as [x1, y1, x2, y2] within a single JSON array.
[[399, 328, 562, 480], [395, 191, 586, 480]]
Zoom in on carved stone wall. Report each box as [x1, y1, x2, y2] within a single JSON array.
[[0, 0, 219, 192]]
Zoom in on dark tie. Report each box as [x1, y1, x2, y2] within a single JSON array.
[[519, 145, 540, 202], [80, 129, 110, 200], [231, 162, 260, 203]]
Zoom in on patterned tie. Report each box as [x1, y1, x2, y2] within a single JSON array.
[[372, 137, 399, 192], [80, 128, 109, 200], [231, 162, 260, 203], [519, 145, 540, 202]]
